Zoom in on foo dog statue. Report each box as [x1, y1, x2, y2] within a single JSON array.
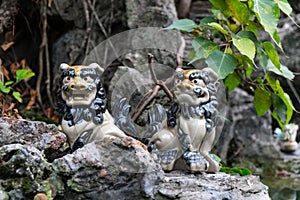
[[148, 68, 220, 172], [57, 63, 128, 151]]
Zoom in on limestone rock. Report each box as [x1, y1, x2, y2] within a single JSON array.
[[0, 117, 272, 199], [126, 0, 177, 28], [48, 0, 125, 28], [154, 171, 270, 200], [0, 117, 68, 161], [51, 29, 106, 75], [107, 66, 153, 110], [52, 137, 164, 199], [0, 144, 52, 199]]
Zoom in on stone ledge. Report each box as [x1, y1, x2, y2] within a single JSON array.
[[154, 171, 270, 200]]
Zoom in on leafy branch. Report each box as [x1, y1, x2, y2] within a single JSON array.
[[0, 69, 35, 103], [166, 0, 297, 128]]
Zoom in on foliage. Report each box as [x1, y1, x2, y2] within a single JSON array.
[[0, 60, 36, 117], [166, 0, 297, 128], [220, 166, 252, 176], [212, 154, 252, 176], [0, 69, 35, 103]]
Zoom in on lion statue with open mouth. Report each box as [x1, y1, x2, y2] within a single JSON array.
[[148, 68, 220, 172], [56, 63, 127, 151]]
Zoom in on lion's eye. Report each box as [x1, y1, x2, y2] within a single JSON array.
[[65, 76, 72, 82], [175, 78, 182, 85], [83, 76, 93, 82]]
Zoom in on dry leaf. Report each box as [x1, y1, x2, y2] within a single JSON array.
[[4, 103, 15, 112], [26, 89, 37, 110], [1, 42, 14, 51], [1, 31, 14, 51], [0, 63, 10, 80], [10, 62, 20, 76], [13, 108, 22, 119], [4, 31, 14, 43], [48, 0, 52, 7]]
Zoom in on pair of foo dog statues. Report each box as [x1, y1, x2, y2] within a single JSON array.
[[57, 63, 220, 172]]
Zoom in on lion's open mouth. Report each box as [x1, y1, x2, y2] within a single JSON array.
[[73, 94, 86, 100], [70, 91, 90, 100], [193, 87, 206, 98]]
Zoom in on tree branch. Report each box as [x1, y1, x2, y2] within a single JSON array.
[[36, 0, 48, 116], [131, 54, 174, 122]]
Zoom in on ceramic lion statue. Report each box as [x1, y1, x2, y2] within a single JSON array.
[[148, 68, 220, 172], [57, 63, 128, 151]]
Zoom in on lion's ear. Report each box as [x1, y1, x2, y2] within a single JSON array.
[[175, 68, 184, 73], [89, 63, 104, 75], [60, 63, 70, 70], [202, 67, 218, 83]]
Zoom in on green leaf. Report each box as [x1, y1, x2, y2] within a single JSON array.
[[224, 72, 241, 93], [236, 31, 261, 47], [267, 76, 294, 126], [191, 37, 219, 62], [205, 50, 238, 79], [238, 55, 254, 78], [5, 81, 14, 86], [253, 0, 282, 48], [272, 94, 286, 129], [239, 168, 252, 176], [258, 52, 268, 73], [16, 69, 35, 82], [245, 21, 263, 37], [254, 87, 272, 116], [263, 41, 280, 69], [233, 37, 256, 61], [165, 19, 197, 32], [208, 22, 229, 35], [199, 16, 217, 28], [12, 91, 22, 103], [220, 167, 252, 176], [281, 65, 295, 80], [0, 81, 10, 94], [209, 0, 231, 16], [277, 0, 299, 27], [225, 0, 250, 24], [277, 0, 292, 16], [267, 60, 295, 80]]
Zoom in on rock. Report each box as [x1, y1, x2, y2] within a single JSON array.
[[125, 0, 177, 28], [0, 185, 9, 200], [51, 29, 106, 75], [107, 66, 153, 110], [189, 0, 213, 23], [48, 0, 126, 28], [0, 117, 68, 162], [154, 171, 270, 200], [0, 144, 52, 199], [52, 137, 164, 199], [278, 14, 300, 74], [0, 117, 272, 199]]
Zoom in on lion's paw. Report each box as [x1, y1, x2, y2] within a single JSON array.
[[183, 150, 208, 172]]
